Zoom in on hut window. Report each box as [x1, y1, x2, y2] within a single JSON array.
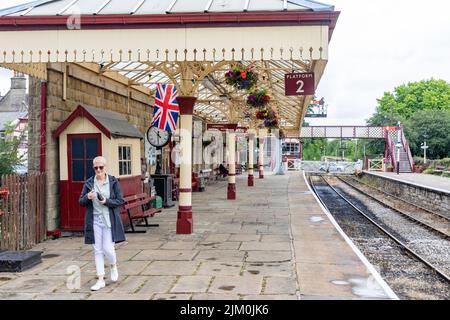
[[118, 145, 132, 176]]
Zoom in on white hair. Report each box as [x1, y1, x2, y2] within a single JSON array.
[[93, 156, 107, 166]]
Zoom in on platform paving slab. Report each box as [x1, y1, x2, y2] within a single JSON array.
[[0, 172, 395, 300], [88, 293, 152, 300], [239, 241, 290, 251], [33, 293, 89, 300], [152, 293, 192, 300], [141, 261, 200, 276], [197, 241, 241, 250], [243, 294, 298, 300], [263, 276, 298, 295], [0, 275, 66, 293], [135, 275, 177, 294], [111, 276, 148, 293], [194, 250, 246, 262], [132, 250, 199, 261], [0, 292, 37, 300], [170, 275, 212, 293], [196, 262, 243, 276], [191, 293, 240, 300], [208, 275, 263, 295], [242, 262, 294, 277], [245, 251, 292, 263]]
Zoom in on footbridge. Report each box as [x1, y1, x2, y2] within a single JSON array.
[[297, 125, 414, 173]]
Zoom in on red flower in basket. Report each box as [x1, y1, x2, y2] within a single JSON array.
[[240, 70, 247, 79], [256, 109, 269, 120]]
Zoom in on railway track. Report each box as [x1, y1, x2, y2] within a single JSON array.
[[341, 175, 450, 221], [308, 174, 450, 298], [336, 175, 450, 238]]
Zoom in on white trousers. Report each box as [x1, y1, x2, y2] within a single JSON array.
[[92, 216, 117, 277]]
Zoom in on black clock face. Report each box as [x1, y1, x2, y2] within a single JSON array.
[[147, 126, 171, 147]]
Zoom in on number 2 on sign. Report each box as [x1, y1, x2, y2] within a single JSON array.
[[296, 80, 305, 93]]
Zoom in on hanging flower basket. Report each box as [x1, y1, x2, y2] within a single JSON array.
[[225, 66, 257, 91], [263, 110, 279, 129], [264, 118, 279, 129], [255, 108, 269, 120], [247, 89, 270, 108]]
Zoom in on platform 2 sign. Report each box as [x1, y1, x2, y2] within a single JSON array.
[[285, 72, 315, 96]]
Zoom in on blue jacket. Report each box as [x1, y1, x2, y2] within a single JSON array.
[[79, 175, 126, 244]]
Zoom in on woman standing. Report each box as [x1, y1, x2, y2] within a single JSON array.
[[79, 156, 126, 291]]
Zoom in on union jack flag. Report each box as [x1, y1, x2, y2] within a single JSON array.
[[151, 83, 179, 132]]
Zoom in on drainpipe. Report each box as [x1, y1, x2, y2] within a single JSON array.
[[40, 80, 47, 173]]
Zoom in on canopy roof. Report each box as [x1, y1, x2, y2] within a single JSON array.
[[0, 0, 338, 135], [0, 0, 334, 16]]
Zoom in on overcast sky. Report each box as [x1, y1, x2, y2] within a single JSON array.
[[0, 0, 449, 125]]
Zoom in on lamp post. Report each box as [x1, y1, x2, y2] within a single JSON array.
[[421, 141, 428, 164]]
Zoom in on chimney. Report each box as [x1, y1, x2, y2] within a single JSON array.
[[11, 72, 26, 90]]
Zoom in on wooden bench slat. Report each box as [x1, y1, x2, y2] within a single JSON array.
[[122, 193, 161, 233], [143, 208, 162, 217]]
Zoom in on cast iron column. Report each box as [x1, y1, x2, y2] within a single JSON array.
[[248, 132, 255, 186], [258, 129, 266, 179], [176, 96, 196, 234], [227, 128, 237, 199]]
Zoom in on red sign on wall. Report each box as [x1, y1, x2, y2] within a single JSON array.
[[285, 72, 315, 96]]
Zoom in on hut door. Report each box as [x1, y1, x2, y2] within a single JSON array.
[[64, 133, 102, 230]]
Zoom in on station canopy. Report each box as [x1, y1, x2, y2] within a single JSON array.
[[0, 0, 339, 135]]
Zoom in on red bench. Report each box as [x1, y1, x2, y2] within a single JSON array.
[[122, 193, 161, 233]]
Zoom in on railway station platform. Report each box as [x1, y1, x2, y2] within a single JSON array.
[[0, 172, 397, 300], [365, 171, 450, 194]]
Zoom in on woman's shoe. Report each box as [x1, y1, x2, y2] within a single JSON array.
[[90, 279, 106, 291], [110, 265, 119, 282]]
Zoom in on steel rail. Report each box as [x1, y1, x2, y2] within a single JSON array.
[[308, 174, 450, 284], [336, 176, 450, 239], [345, 175, 450, 222]]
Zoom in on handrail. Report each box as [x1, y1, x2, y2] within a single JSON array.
[[400, 127, 415, 172], [385, 131, 397, 170]]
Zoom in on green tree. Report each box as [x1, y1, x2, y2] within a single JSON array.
[[301, 138, 326, 160], [375, 79, 449, 119], [404, 109, 450, 159], [0, 122, 26, 175], [366, 79, 450, 159]]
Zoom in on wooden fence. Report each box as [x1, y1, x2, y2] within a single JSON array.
[[0, 172, 46, 251]]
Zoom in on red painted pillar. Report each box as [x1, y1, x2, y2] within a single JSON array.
[[176, 96, 196, 234], [227, 125, 237, 200], [248, 133, 255, 187]]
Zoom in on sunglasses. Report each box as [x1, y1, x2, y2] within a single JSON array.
[[93, 166, 104, 171]]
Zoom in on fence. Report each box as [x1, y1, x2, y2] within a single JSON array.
[[287, 159, 362, 174], [0, 172, 46, 251], [368, 159, 384, 171]]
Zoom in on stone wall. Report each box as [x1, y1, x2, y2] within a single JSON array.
[[29, 63, 153, 230], [361, 172, 450, 219], [27, 76, 42, 172]]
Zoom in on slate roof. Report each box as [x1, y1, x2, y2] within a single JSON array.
[[0, 0, 334, 16], [53, 104, 143, 139], [83, 105, 143, 139], [0, 111, 28, 131]]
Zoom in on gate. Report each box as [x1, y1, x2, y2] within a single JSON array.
[[0, 172, 46, 250]]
